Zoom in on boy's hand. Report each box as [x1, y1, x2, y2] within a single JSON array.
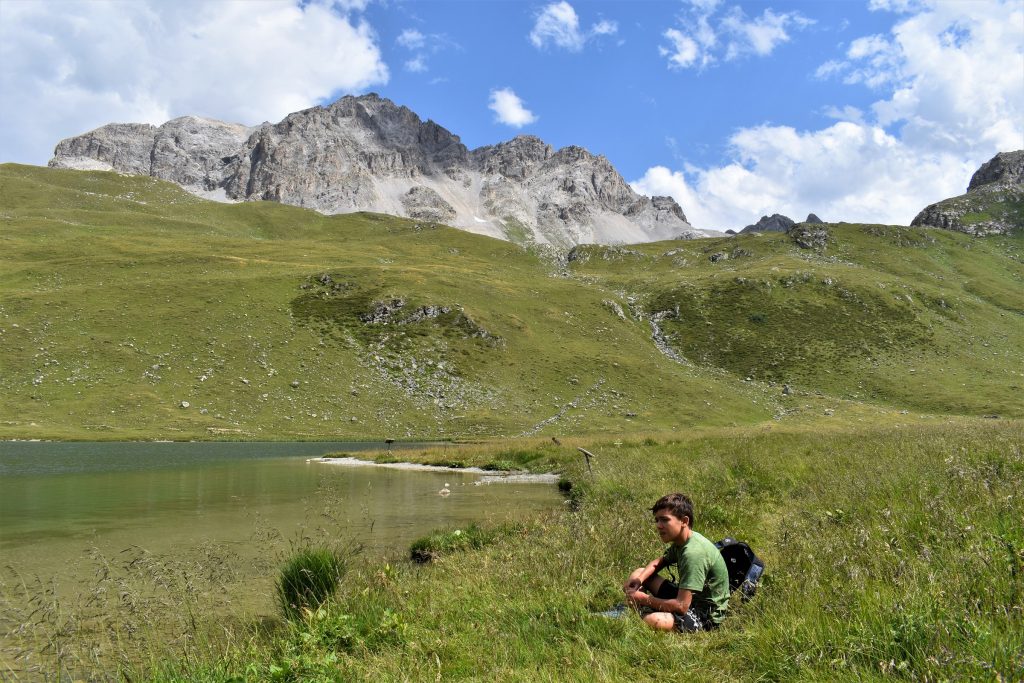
[[624, 589, 647, 607], [623, 577, 642, 593]]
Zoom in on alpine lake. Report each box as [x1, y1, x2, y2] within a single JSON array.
[[0, 441, 561, 677]]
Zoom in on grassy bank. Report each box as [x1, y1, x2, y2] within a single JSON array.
[[127, 419, 1024, 682]]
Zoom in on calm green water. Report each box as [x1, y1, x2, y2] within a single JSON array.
[[0, 441, 560, 611]]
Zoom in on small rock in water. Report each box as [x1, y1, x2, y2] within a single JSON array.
[[180, 401, 190, 408], [290, 380, 300, 388]]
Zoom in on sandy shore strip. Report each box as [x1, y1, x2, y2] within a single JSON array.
[[309, 456, 560, 484]]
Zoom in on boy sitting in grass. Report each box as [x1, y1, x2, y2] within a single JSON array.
[[622, 493, 730, 632]]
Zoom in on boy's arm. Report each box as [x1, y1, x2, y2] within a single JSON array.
[[623, 557, 665, 592], [635, 587, 693, 615], [642, 551, 706, 614]]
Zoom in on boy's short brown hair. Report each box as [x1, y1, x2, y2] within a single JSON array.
[[651, 493, 695, 526]]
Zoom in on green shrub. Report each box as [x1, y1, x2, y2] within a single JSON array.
[[276, 547, 346, 620]]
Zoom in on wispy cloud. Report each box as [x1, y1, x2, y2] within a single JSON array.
[[488, 88, 538, 128], [529, 1, 618, 52], [816, 34, 902, 88], [660, 1, 812, 70], [721, 6, 813, 59], [396, 28, 426, 50], [394, 27, 457, 74], [405, 56, 427, 73]]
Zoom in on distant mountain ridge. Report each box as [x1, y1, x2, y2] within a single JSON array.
[[49, 94, 704, 247]]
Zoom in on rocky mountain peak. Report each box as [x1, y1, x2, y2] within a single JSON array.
[[49, 93, 706, 245], [472, 135, 553, 180], [740, 213, 795, 233], [967, 150, 1024, 191], [912, 150, 1023, 236]]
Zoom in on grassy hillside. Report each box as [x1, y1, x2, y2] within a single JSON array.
[[1, 163, 1022, 441], [568, 224, 1023, 418]]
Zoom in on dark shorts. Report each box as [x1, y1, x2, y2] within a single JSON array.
[[649, 580, 718, 633]]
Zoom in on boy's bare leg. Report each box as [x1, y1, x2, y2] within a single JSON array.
[[642, 612, 676, 631], [642, 574, 666, 595]]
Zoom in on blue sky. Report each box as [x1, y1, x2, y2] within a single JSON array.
[[1, 0, 1021, 230]]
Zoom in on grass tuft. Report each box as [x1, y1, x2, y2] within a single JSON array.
[[275, 548, 346, 620]]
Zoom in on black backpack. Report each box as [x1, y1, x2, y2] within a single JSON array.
[[714, 538, 765, 601]]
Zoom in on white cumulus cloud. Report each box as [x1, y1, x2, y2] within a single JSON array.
[[634, 123, 973, 230], [529, 1, 618, 52], [488, 88, 538, 128], [637, 0, 1023, 231], [823, 0, 1023, 154], [0, 0, 389, 165]]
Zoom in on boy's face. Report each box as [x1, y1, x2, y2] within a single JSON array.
[[653, 509, 688, 543]]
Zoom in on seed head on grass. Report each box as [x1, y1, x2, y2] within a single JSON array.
[[275, 547, 345, 620]]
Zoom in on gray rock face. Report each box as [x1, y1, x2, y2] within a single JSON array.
[[967, 150, 1024, 191], [49, 93, 702, 246], [805, 213, 824, 224], [50, 123, 158, 176], [912, 150, 1023, 236], [740, 214, 795, 233], [50, 117, 252, 194], [150, 117, 254, 191]]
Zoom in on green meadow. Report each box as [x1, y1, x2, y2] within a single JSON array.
[[2, 164, 1021, 441], [1, 164, 1022, 681]]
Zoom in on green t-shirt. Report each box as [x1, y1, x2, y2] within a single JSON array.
[[661, 530, 730, 624]]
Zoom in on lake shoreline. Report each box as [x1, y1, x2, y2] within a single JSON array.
[[311, 455, 561, 483]]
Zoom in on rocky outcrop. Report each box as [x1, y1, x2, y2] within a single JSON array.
[[740, 214, 795, 233], [49, 93, 704, 246], [911, 150, 1023, 236], [50, 123, 159, 176], [805, 213, 824, 224], [967, 150, 1024, 191], [788, 223, 831, 250], [50, 117, 252, 194], [401, 186, 456, 223]]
